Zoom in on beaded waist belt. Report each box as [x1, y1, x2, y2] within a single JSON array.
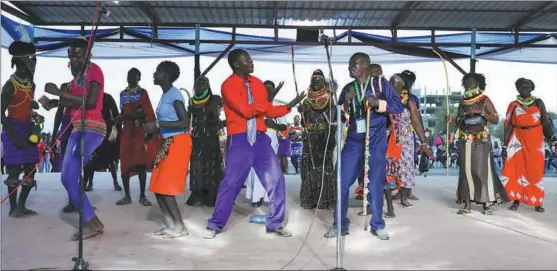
[[460, 130, 489, 141], [306, 122, 329, 132]]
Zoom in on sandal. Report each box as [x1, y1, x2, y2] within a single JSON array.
[[162, 227, 189, 239], [71, 227, 102, 241], [384, 212, 396, 218], [139, 197, 152, 207], [22, 208, 39, 216], [400, 201, 414, 208], [148, 226, 168, 237], [509, 202, 519, 211], [9, 209, 25, 218], [457, 209, 471, 215], [535, 206, 545, 212], [116, 197, 132, 205], [482, 208, 493, 215]]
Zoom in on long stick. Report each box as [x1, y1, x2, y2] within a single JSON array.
[[432, 49, 450, 177], [291, 46, 300, 96], [362, 105, 372, 230]]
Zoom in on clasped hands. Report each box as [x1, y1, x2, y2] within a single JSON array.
[[344, 90, 380, 110]]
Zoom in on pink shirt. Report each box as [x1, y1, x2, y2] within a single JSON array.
[[69, 62, 105, 123]]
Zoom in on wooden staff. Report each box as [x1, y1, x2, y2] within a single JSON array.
[[431, 49, 450, 177]]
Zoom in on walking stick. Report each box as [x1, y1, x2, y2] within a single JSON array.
[[362, 105, 372, 231], [432, 49, 450, 177]]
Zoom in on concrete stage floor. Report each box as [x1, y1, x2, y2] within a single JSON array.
[[2, 171, 557, 270]]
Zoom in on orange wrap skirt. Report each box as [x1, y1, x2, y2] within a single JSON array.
[[149, 132, 192, 196]]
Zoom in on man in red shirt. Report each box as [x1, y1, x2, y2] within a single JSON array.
[[205, 49, 304, 239]]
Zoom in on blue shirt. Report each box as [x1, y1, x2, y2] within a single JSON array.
[[156, 86, 186, 139]]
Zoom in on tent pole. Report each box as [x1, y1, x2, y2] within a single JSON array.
[[194, 24, 201, 80], [470, 28, 477, 73]]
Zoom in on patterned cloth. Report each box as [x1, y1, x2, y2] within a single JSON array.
[[385, 109, 415, 189], [501, 101, 546, 206]]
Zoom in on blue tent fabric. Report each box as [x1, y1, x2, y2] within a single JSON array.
[[2, 15, 556, 64]]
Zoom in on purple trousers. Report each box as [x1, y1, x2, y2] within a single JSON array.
[[207, 132, 286, 231], [62, 131, 103, 223]]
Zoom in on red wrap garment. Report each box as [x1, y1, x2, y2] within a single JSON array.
[[119, 88, 160, 175]]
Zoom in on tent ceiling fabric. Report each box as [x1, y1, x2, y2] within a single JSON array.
[[2, 14, 557, 64], [4, 1, 557, 31]]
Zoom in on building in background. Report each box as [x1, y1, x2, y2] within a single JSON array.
[[415, 87, 462, 133]]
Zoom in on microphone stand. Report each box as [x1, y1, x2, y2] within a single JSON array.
[[72, 3, 107, 271], [322, 35, 346, 271]]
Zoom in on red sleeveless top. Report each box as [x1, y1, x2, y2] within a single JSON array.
[[7, 78, 34, 122]]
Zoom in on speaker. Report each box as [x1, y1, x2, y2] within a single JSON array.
[[296, 29, 319, 42]]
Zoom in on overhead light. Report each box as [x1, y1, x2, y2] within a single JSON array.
[[113, 1, 119, 4]]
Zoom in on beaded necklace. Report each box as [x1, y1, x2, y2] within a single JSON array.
[[306, 85, 330, 110], [120, 85, 142, 109], [124, 85, 141, 95], [8, 74, 33, 108], [461, 88, 485, 105], [191, 88, 211, 107], [9, 74, 32, 93], [516, 95, 536, 107]]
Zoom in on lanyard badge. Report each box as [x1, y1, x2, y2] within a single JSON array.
[[352, 76, 370, 118]]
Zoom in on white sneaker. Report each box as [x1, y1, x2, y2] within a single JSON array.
[[203, 228, 217, 239]]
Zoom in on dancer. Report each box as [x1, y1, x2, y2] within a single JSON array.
[[115, 67, 158, 206], [502, 78, 555, 212], [204, 49, 305, 239], [1, 40, 40, 218], [446, 73, 508, 215], [44, 38, 105, 240], [325, 53, 404, 240], [298, 69, 337, 210], [186, 76, 223, 207], [384, 72, 430, 218], [144, 60, 192, 238], [289, 116, 303, 173], [84, 92, 121, 191]]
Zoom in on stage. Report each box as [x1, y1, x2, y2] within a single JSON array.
[[2, 171, 556, 270]]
